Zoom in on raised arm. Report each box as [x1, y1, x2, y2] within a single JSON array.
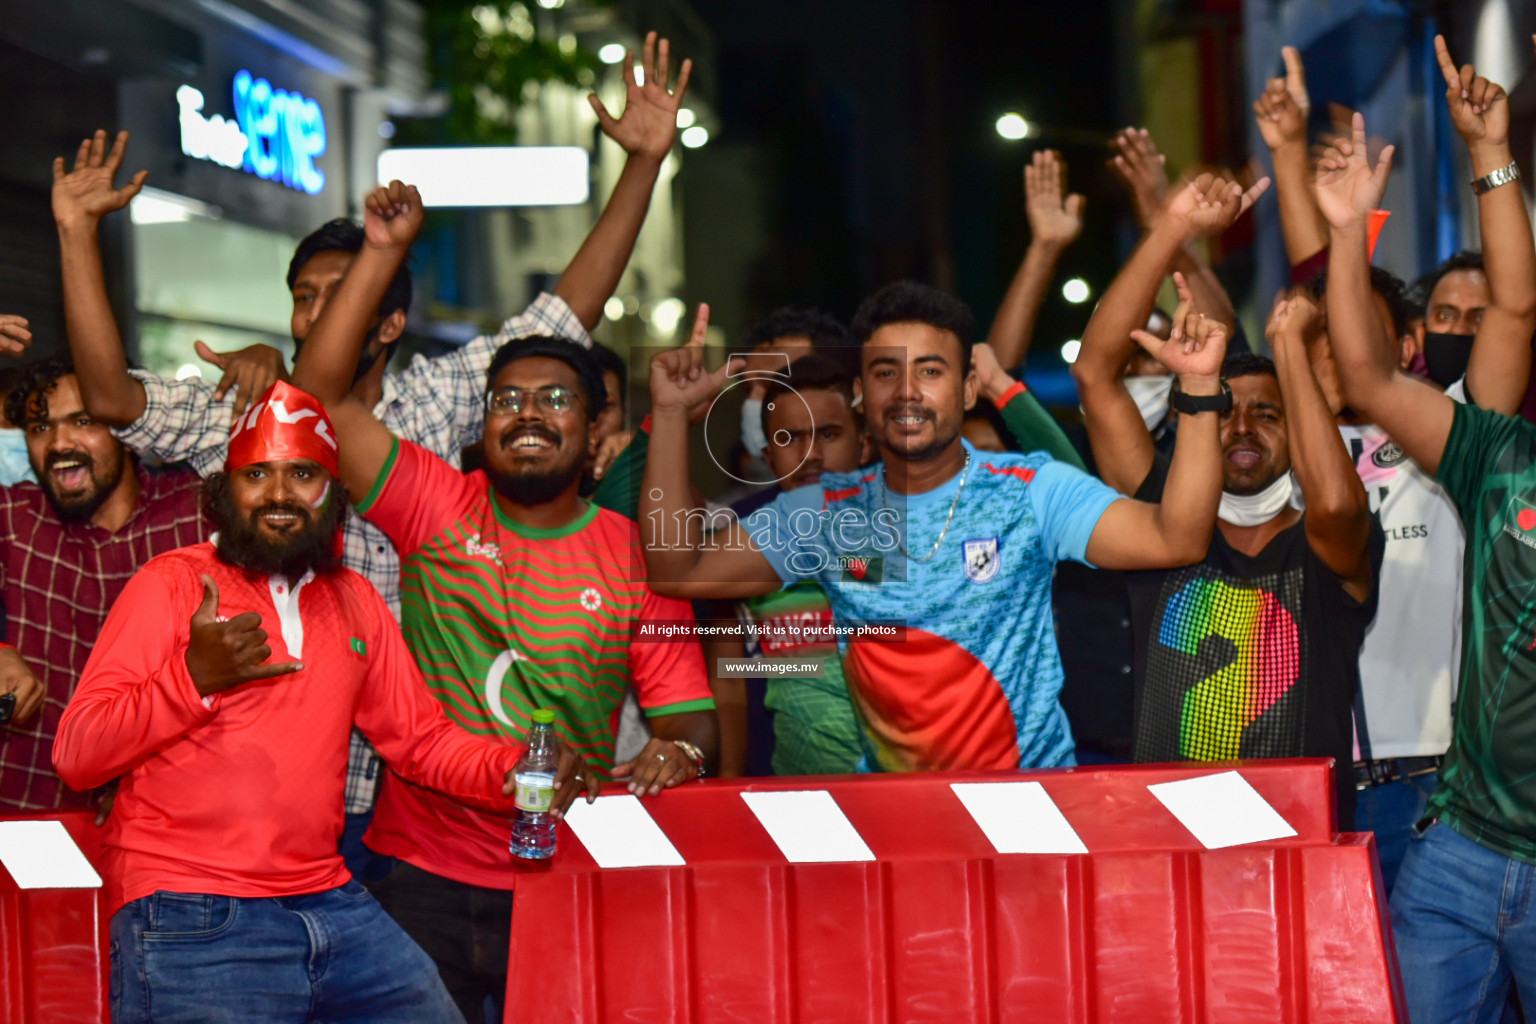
[[1270, 293, 1373, 600], [985, 150, 1084, 369], [1252, 48, 1330, 267], [1435, 36, 1536, 413], [1110, 128, 1239, 334], [972, 341, 1085, 469], [1074, 173, 1268, 493], [1318, 114, 1455, 473], [640, 306, 782, 599], [290, 181, 424, 501], [1083, 305, 1225, 569], [52, 130, 149, 427], [557, 32, 691, 328]]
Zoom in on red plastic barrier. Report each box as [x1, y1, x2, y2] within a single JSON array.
[[1, 763, 1403, 1023], [507, 761, 1406, 1023], [0, 811, 110, 1024]]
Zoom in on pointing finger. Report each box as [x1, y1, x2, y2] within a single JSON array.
[[685, 303, 710, 347], [1281, 45, 1307, 94], [1434, 35, 1460, 90]]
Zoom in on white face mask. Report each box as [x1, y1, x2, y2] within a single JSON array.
[[1124, 374, 1174, 432], [0, 429, 35, 487], [1219, 471, 1296, 527], [740, 397, 769, 460]]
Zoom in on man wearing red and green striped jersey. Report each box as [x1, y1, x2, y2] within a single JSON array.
[[290, 180, 718, 1022]]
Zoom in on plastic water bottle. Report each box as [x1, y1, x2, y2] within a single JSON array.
[[509, 708, 559, 860]]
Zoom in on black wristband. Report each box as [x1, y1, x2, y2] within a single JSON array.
[[1170, 381, 1232, 415]]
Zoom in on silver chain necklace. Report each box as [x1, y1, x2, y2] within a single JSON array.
[[881, 449, 973, 564]]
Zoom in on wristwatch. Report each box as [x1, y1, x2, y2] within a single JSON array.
[[1170, 381, 1233, 415], [671, 740, 707, 779], [1472, 162, 1521, 195]]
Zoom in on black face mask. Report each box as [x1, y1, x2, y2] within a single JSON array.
[[1421, 331, 1473, 388]]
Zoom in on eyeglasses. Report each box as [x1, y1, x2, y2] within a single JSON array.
[[485, 386, 582, 416]]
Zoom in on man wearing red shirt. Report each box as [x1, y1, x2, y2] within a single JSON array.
[[54, 382, 590, 1024]]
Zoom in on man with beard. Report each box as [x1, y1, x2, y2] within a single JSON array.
[[54, 31, 690, 853], [290, 181, 716, 1022], [1074, 175, 1384, 827], [636, 179, 1257, 775], [53, 381, 594, 1023], [0, 356, 206, 812]]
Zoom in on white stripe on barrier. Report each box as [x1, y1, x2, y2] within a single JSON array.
[[563, 795, 685, 869], [1147, 771, 1298, 849], [0, 820, 102, 888], [741, 790, 876, 863], [951, 781, 1089, 854]]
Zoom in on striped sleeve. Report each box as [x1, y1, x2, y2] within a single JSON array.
[[357, 436, 478, 560], [631, 586, 715, 716]]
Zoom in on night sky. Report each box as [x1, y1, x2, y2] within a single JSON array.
[[684, 0, 1123, 370]]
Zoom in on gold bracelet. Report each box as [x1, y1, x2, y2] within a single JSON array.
[[671, 739, 707, 779]]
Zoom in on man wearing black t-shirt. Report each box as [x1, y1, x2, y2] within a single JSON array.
[[1073, 176, 1383, 828]]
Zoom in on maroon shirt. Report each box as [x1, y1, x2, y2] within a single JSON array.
[[0, 465, 207, 810]]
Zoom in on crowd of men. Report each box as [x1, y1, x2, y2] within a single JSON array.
[[2, 26, 1535, 1024]]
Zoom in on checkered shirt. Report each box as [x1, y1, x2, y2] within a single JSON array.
[[0, 466, 207, 811], [112, 293, 592, 812]]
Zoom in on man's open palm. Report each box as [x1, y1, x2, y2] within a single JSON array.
[[589, 31, 692, 162], [52, 130, 147, 226]]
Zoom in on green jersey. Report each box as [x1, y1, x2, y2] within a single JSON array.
[[1432, 401, 1536, 861]]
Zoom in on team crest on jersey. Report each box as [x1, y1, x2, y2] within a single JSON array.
[[580, 587, 603, 612], [1371, 442, 1406, 468], [963, 537, 1000, 583], [1504, 496, 1536, 550]]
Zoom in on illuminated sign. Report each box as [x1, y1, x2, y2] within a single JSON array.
[[177, 71, 327, 195], [377, 147, 590, 207]]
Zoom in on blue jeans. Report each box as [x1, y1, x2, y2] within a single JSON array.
[[1355, 770, 1438, 894], [109, 880, 465, 1024], [1392, 821, 1536, 1024]]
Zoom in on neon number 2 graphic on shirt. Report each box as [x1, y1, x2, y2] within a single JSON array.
[[1158, 578, 1299, 759]]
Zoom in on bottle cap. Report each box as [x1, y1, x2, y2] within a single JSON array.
[[531, 708, 556, 724]]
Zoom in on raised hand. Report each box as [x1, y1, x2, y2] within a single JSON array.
[[0, 315, 32, 357], [1109, 127, 1170, 229], [1315, 112, 1395, 230], [1436, 34, 1508, 149], [1265, 289, 1322, 349], [648, 303, 743, 414], [52, 130, 148, 228], [1025, 150, 1085, 248], [1253, 46, 1310, 151], [195, 341, 288, 419], [589, 31, 693, 162], [1130, 272, 1227, 384], [970, 342, 1018, 404], [184, 576, 303, 698], [1162, 172, 1271, 240], [362, 180, 424, 251]]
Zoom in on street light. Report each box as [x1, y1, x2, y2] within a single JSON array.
[[681, 126, 710, 148], [1062, 278, 1090, 304], [598, 43, 625, 64], [1060, 339, 1081, 363], [995, 113, 1032, 140]]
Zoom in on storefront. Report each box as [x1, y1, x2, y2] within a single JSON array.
[[0, 0, 423, 377], [118, 42, 354, 377]]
